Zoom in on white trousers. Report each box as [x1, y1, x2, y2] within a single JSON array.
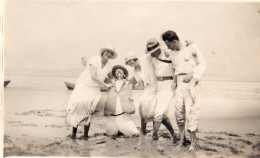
[[175, 75, 200, 132]]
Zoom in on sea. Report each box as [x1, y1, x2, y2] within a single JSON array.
[[3, 75, 260, 134]]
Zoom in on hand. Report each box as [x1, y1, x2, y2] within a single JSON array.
[[105, 83, 113, 88], [183, 74, 193, 83], [185, 40, 194, 47], [171, 82, 177, 89]]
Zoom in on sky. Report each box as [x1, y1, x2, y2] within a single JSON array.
[[3, 1, 260, 81]]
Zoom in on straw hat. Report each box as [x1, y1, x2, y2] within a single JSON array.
[[124, 51, 138, 65], [100, 45, 117, 59], [145, 38, 160, 54]]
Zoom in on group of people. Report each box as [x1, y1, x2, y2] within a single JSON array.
[[65, 30, 206, 151]]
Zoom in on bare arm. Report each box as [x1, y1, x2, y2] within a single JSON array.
[[89, 64, 111, 88]]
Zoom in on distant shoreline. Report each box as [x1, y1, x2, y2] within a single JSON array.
[[4, 75, 260, 83]]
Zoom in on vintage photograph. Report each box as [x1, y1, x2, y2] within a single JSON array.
[[2, 0, 260, 157]]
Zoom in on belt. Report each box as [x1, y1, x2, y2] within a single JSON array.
[[111, 112, 125, 116], [157, 76, 173, 81], [177, 73, 188, 76]]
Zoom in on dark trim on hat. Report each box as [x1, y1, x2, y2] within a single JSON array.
[[147, 42, 160, 52]]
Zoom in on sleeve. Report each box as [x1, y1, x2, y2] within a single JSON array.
[[126, 66, 135, 80], [190, 44, 206, 80], [128, 77, 137, 86], [143, 55, 157, 86], [88, 56, 99, 67], [127, 65, 143, 83]]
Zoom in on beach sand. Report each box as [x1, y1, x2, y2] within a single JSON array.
[[3, 110, 260, 157], [3, 76, 260, 157]]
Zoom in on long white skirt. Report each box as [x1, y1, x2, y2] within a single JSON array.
[[139, 85, 157, 123], [139, 80, 175, 123], [106, 113, 139, 137], [65, 82, 101, 128], [153, 80, 175, 122]]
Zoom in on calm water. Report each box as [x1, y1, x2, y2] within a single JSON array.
[[4, 75, 260, 134]]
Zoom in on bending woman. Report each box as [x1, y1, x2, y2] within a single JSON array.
[[65, 46, 117, 139]]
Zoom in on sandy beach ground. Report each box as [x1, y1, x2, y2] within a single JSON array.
[[3, 76, 260, 157]]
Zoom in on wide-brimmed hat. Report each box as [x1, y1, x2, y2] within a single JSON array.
[[112, 65, 129, 78], [146, 38, 161, 54], [125, 51, 138, 65], [100, 46, 117, 59]]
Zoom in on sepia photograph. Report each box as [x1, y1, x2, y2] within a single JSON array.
[[1, 0, 260, 157]]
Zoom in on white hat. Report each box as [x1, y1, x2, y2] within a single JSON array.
[[145, 38, 161, 54], [124, 51, 138, 65], [100, 45, 117, 59]]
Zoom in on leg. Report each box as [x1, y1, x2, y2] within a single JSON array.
[[141, 118, 147, 135], [175, 87, 186, 147], [82, 123, 90, 140], [189, 132, 196, 151], [177, 125, 185, 147], [186, 84, 200, 151], [161, 117, 177, 143], [117, 114, 140, 137], [152, 121, 161, 140], [68, 127, 77, 139], [106, 116, 119, 137]]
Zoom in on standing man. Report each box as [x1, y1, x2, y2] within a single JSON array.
[[161, 30, 206, 151], [144, 38, 177, 142]]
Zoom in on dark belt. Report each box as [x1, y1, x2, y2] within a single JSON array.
[[157, 76, 173, 81], [111, 112, 125, 116], [177, 73, 188, 76]]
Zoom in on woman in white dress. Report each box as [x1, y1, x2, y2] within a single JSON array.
[[125, 40, 177, 142], [65, 46, 117, 139], [124, 52, 158, 135]]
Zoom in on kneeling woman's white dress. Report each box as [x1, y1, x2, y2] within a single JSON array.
[[65, 56, 112, 128]]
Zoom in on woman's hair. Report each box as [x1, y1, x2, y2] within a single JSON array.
[[162, 30, 179, 42], [112, 65, 128, 79], [101, 50, 114, 57]]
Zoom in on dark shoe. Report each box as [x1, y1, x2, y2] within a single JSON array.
[[68, 134, 76, 139], [68, 127, 77, 139], [80, 135, 88, 140]]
